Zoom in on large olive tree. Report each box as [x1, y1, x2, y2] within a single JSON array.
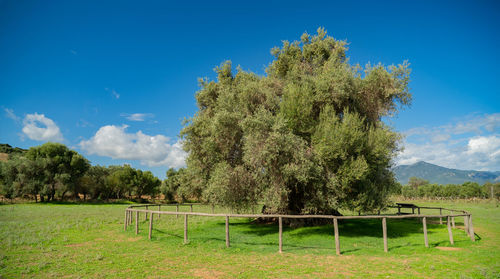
[[181, 28, 411, 215]]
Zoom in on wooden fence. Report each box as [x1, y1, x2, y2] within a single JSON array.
[[123, 204, 476, 254]]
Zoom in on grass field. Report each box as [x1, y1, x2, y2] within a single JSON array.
[[0, 200, 499, 278]]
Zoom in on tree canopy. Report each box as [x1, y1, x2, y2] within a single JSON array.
[[180, 28, 411, 215], [0, 143, 161, 202]]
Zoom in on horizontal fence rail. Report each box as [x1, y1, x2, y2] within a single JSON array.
[[123, 203, 476, 254]]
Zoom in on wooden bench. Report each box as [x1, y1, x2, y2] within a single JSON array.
[[395, 203, 421, 215]]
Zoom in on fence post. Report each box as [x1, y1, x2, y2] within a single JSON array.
[[422, 217, 429, 247], [279, 217, 283, 253], [225, 216, 230, 247], [439, 208, 442, 225], [382, 217, 388, 253], [124, 210, 128, 231], [184, 214, 188, 244], [149, 212, 153, 240], [464, 215, 469, 236], [447, 216, 454, 245], [469, 215, 475, 242], [334, 218, 340, 255], [135, 211, 139, 235]]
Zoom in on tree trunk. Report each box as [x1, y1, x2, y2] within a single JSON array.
[[50, 185, 56, 201]]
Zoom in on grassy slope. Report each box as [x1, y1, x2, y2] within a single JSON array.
[[0, 200, 499, 278]]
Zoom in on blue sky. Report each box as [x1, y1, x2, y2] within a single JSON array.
[[1, 0, 499, 178]]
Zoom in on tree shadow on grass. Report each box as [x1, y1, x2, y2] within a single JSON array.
[[146, 218, 475, 254], [228, 218, 446, 239], [151, 229, 183, 239]]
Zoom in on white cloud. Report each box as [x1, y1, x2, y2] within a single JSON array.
[[79, 125, 186, 168], [105, 88, 120, 99], [397, 113, 500, 171], [431, 133, 450, 143], [4, 108, 20, 122], [120, 113, 154, 122], [397, 142, 465, 168], [467, 136, 500, 157], [405, 113, 500, 140], [452, 113, 500, 134], [22, 113, 63, 142]]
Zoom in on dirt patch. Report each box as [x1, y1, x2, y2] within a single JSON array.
[[127, 237, 142, 242], [0, 153, 8, 162], [65, 242, 91, 247], [436, 246, 462, 251], [191, 268, 226, 279]]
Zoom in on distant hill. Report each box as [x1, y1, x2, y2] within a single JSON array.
[[0, 144, 27, 162], [0, 143, 27, 155], [394, 161, 500, 185]]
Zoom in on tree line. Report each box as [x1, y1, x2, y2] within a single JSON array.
[[399, 177, 500, 199], [0, 142, 161, 202]]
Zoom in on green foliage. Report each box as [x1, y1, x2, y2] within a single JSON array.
[[79, 165, 112, 200], [24, 142, 90, 201], [181, 28, 411, 214], [485, 182, 500, 199], [0, 143, 27, 155], [401, 180, 495, 199], [161, 168, 184, 202], [0, 143, 161, 202], [408, 176, 429, 189]]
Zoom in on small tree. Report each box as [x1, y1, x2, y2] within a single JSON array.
[[134, 169, 161, 199], [408, 177, 429, 190], [161, 168, 184, 202], [79, 165, 112, 200]]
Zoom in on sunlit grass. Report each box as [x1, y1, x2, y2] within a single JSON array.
[[0, 200, 499, 278]]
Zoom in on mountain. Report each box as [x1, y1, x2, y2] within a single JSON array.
[[394, 161, 500, 185]]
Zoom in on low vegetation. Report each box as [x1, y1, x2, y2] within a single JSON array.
[[1, 200, 499, 278], [400, 177, 500, 199]]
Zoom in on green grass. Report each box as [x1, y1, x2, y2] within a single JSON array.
[[0, 200, 499, 278]]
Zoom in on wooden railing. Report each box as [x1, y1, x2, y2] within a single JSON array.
[[123, 204, 476, 254]]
